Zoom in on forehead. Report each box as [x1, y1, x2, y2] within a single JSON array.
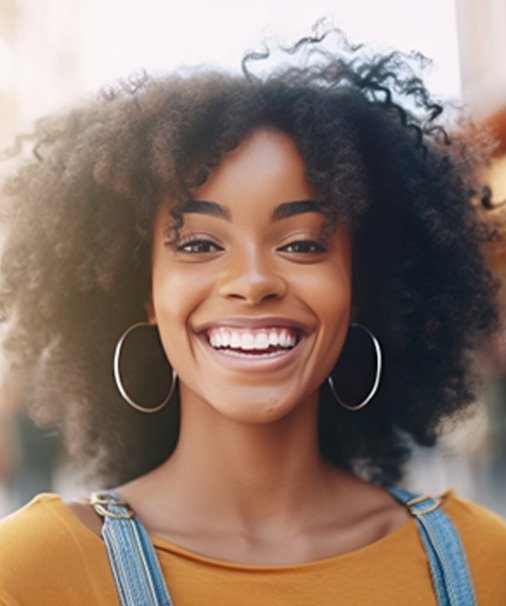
[[190, 128, 316, 215]]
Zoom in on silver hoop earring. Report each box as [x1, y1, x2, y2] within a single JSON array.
[[113, 321, 178, 414], [327, 323, 382, 411]]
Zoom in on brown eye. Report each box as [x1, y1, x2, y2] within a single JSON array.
[[279, 240, 327, 254], [177, 239, 223, 254]]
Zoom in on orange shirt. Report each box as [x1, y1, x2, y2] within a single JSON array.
[[0, 492, 505, 605]]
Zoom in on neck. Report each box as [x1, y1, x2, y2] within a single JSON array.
[[139, 387, 341, 530], [116, 389, 403, 566]]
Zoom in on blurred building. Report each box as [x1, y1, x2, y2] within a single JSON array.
[[0, 0, 18, 147], [0, 0, 82, 515], [0, 0, 82, 151], [454, 0, 506, 514], [456, 0, 506, 349]]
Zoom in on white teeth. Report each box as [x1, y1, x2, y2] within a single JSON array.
[[240, 332, 254, 350], [207, 327, 299, 352], [209, 333, 220, 348], [255, 332, 269, 350]]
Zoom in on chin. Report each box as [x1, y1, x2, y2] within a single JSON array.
[[204, 386, 316, 426], [215, 403, 292, 425]]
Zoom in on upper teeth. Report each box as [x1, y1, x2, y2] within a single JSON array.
[[207, 327, 298, 350]]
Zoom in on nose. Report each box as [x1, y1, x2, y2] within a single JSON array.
[[217, 247, 287, 304]]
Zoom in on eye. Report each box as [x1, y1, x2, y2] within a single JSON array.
[[279, 240, 327, 254], [176, 239, 223, 254]]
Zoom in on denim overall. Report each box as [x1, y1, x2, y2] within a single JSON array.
[[91, 487, 476, 606]]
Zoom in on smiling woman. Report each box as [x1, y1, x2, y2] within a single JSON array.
[[149, 129, 352, 424], [0, 26, 505, 606]]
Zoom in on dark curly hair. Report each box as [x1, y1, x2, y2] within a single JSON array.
[[0, 27, 499, 487]]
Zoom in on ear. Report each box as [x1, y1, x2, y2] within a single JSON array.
[[144, 299, 157, 325]]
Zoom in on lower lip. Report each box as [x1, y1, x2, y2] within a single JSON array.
[[196, 336, 305, 372]]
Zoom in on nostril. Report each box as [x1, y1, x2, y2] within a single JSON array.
[[218, 273, 287, 304]]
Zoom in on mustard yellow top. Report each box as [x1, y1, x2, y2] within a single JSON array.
[[0, 492, 505, 605]]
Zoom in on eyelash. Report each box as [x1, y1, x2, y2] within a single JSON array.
[[174, 237, 327, 255], [279, 240, 327, 254], [175, 239, 223, 254]]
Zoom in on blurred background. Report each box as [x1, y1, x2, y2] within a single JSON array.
[[0, 0, 505, 516]]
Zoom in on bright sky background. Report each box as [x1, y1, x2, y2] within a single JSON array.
[[81, 0, 461, 99], [0, 0, 462, 148]]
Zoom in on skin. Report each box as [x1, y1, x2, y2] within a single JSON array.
[[69, 128, 409, 565]]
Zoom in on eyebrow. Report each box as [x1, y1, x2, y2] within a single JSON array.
[[182, 199, 321, 222], [181, 199, 232, 220], [271, 199, 321, 221]]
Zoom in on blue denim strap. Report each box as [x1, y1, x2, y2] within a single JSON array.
[[388, 487, 476, 606], [91, 491, 173, 606]]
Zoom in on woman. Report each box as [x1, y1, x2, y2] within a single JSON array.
[[0, 28, 505, 605]]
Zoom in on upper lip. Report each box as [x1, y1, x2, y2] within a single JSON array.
[[192, 316, 314, 334]]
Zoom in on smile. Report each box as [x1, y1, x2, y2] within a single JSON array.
[[193, 316, 312, 371], [206, 327, 299, 357]]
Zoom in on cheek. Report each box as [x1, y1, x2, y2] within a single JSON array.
[[150, 270, 200, 368], [151, 263, 214, 335], [303, 263, 352, 360], [297, 261, 351, 315], [298, 230, 352, 323], [152, 273, 189, 324]]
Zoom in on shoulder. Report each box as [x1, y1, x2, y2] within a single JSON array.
[[443, 492, 506, 549], [0, 493, 116, 603], [0, 493, 89, 577], [443, 492, 506, 603], [0, 493, 67, 555]]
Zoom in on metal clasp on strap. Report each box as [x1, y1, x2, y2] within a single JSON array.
[[90, 491, 135, 520], [405, 493, 442, 516]]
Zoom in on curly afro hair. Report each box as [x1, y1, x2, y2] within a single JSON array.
[[0, 27, 499, 487]]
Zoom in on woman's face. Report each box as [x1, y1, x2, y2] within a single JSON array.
[[150, 128, 352, 424]]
